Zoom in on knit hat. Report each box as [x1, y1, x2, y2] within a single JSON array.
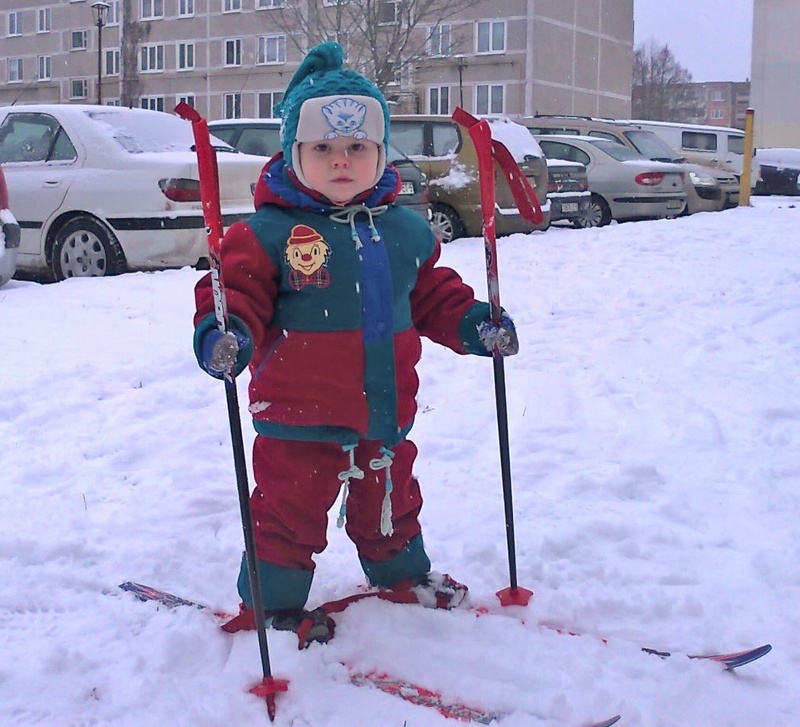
[[276, 42, 390, 191]]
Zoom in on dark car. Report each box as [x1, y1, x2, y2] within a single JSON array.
[[207, 118, 431, 220], [0, 164, 21, 287], [754, 149, 800, 196], [544, 158, 590, 226]]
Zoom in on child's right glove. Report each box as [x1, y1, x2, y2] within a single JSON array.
[[200, 328, 250, 377], [477, 312, 519, 356]]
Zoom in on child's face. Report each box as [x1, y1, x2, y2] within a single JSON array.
[[298, 137, 381, 205]]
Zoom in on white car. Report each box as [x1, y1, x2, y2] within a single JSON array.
[[0, 104, 267, 281], [0, 164, 20, 287]]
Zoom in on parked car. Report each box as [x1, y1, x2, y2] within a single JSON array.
[[521, 116, 740, 214], [0, 164, 20, 287], [208, 117, 430, 220], [625, 119, 759, 189], [753, 148, 800, 196], [0, 104, 266, 281], [544, 158, 590, 225], [534, 135, 687, 227], [390, 115, 550, 243]]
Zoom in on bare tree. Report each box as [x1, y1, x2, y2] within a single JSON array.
[[632, 41, 703, 122], [120, 0, 150, 108], [271, 0, 472, 92]]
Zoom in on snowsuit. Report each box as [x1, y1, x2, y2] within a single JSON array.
[[193, 154, 493, 611]]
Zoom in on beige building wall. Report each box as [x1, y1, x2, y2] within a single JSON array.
[[0, 0, 632, 122], [751, 0, 800, 147]]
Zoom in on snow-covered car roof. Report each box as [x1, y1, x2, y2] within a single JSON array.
[[757, 148, 800, 169]]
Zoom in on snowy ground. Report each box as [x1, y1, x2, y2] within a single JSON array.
[[1, 196, 798, 726]]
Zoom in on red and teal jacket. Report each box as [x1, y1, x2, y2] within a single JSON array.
[[193, 154, 492, 446]]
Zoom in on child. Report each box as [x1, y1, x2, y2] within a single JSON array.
[[193, 42, 518, 643]]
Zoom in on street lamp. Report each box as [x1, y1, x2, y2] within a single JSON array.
[[454, 55, 468, 108], [91, 1, 110, 105]]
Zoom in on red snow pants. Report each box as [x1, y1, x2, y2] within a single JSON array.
[[249, 436, 424, 571]]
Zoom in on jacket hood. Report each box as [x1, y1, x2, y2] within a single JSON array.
[[253, 153, 401, 212]]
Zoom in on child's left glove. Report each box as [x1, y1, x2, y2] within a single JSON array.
[[478, 312, 519, 356]]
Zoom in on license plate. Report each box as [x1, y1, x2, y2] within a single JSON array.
[[399, 182, 415, 195], [561, 202, 579, 213], [667, 199, 683, 210]]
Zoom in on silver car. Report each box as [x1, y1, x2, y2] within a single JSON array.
[[0, 104, 266, 281], [535, 135, 687, 228], [0, 164, 20, 287]]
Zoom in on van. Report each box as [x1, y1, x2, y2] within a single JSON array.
[[520, 115, 740, 212], [626, 119, 758, 188]]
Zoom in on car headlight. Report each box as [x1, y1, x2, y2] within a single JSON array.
[[688, 170, 717, 187]]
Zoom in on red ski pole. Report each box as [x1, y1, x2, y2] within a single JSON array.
[[175, 102, 288, 719], [453, 108, 535, 608]]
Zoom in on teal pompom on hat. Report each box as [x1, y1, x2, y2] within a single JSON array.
[[277, 42, 391, 190]]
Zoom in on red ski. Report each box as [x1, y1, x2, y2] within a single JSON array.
[[118, 581, 620, 726]]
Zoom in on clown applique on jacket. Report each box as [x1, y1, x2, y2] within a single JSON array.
[[284, 224, 331, 290]]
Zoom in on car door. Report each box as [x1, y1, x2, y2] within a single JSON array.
[[0, 111, 79, 258]]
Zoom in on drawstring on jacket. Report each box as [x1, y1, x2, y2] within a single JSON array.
[[336, 444, 364, 528], [330, 204, 388, 249], [335, 443, 396, 537]]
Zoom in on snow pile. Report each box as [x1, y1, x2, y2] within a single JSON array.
[[428, 160, 476, 190], [0, 196, 799, 725], [488, 117, 544, 161]]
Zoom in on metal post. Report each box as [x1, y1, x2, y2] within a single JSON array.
[[91, 2, 110, 105]]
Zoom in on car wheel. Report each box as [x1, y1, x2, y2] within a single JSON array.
[[430, 204, 466, 244], [573, 194, 612, 228], [52, 216, 126, 280]]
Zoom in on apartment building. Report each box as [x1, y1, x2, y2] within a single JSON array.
[[0, 0, 633, 122], [751, 0, 800, 147]]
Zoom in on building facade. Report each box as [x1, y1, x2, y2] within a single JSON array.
[[1, 0, 633, 122], [751, 0, 800, 147]]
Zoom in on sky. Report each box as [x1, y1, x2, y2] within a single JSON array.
[[634, 0, 753, 82], [1, 194, 798, 725]]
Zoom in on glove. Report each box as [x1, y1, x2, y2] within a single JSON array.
[[201, 328, 249, 376], [477, 312, 519, 356]]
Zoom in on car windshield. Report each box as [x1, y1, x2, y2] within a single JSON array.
[[624, 130, 682, 162], [386, 141, 412, 165], [84, 109, 235, 154], [591, 138, 647, 161]]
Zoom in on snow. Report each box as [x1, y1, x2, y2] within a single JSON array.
[[1, 196, 799, 726], [487, 118, 544, 161], [428, 161, 475, 190]]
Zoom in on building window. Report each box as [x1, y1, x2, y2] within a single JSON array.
[[70, 79, 88, 99], [476, 83, 504, 114], [323, 0, 348, 5], [257, 0, 285, 7], [476, 20, 505, 54], [257, 34, 286, 64], [140, 96, 165, 111], [178, 0, 194, 16], [106, 1, 120, 25], [104, 48, 120, 75], [378, 0, 398, 24], [8, 11, 23, 36], [38, 8, 51, 33], [224, 93, 241, 119], [224, 38, 242, 67], [7, 58, 23, 83], [711, 109, 724, 120], [177, 42, 195, 70], [429, 24, 451, 56], [428, 86, 450, 115], [223, 0, 242, 11], [177, 94, 195, 107], [141, 0, 164, 20], [258, 91, 284, 118], [140, 44, 165, 72], [71, 30, 88, 50], [37, 55, 51, 81]]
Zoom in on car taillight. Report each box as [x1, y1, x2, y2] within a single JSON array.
[[635, 172, 665, 186], [159, 178, 202, 202]]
